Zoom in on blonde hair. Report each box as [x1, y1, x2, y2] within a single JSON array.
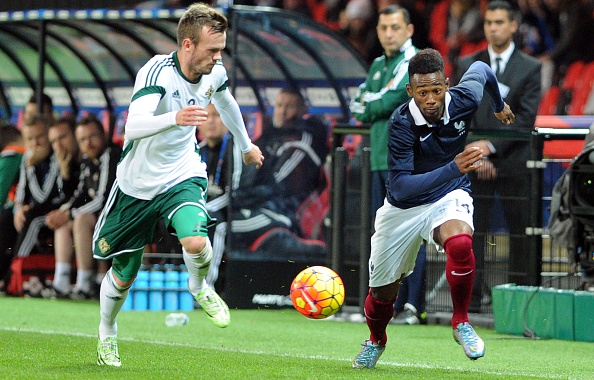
[[177, 3, 228, 47]]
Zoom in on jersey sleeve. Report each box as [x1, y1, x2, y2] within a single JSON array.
[[211, 88, 252, 153], [124, 57, 178, 140], [458, 61, 504, 113]]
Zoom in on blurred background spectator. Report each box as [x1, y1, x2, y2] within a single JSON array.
[[0, 124, 26, 294], [429, 0, 487, 78], [230, 88, 329, 258], [339, 0, 381, 64]]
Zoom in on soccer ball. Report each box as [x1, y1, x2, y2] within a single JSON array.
[[290, 266, 345, 319]]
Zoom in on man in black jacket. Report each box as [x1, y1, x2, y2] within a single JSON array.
[[44, 115, 121, 299], [454, 0, 541, 310], [230, 88, 329, 258]]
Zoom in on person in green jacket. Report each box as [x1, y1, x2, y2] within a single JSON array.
[[0, 124, 26, 293], [350, 4, 419, 214], [350, 4, 427, 325]]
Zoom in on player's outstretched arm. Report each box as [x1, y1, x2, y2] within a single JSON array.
[[242, 143, 264, 168], [494, 102, 515, 125]]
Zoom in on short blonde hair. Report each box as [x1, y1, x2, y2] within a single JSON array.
[[177, 3, 228, 47]]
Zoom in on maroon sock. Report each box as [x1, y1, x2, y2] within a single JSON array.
[[443, 233, 475, 329], [364, 289, 396, 346]]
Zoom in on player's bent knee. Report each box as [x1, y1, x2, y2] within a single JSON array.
[[443, 233, 473, 262], [371, 280, 402, 302], [111, 270, 134, 289], [180, 235, 208, 255]]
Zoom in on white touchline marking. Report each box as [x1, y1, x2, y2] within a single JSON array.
[[0, 326, 567, 379]]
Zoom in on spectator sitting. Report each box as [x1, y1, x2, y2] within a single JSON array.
[[0, 124, 27, 294], [37, 117, 82, 298], [45, 115, 121, 299], [12, 115, 59, 261], [21, 91, 54, 128], [10, 116, 80, 296], [230, 88, 329, 258]]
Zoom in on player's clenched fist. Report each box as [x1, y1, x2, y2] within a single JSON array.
[[176, 105, 208, 126], [455, 146, 484, 174], [243, 143, 264, 169]]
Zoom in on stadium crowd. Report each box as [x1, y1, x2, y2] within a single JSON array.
[[224, 0, 594, 101]]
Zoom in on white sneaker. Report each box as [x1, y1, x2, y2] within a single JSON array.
[[453, 322, 485, 360], [195, 287, 230, 328], [97, 336, 121, 367]]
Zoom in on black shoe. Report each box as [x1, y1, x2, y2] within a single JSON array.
[[40, 286, 70, 299], [68, 288, 94, 300], [251, 228, 326, 258]]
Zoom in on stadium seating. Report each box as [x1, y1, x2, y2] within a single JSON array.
[[6, 232, 60, 296], [568, 62, 594, 115], [7, 254, 55, 296], [538, 86, 560, 115]]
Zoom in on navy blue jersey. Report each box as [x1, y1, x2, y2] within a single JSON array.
[[386, 61, 504, 209]]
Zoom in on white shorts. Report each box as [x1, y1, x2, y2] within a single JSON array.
[[368, 189, 474, 288]]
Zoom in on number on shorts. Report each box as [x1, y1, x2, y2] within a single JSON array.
[[456, 200, 470, 214]]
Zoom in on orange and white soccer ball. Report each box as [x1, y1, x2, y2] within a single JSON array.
[[290, 266, 345, 319]]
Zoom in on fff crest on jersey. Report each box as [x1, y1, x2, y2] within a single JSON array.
[[205, 85, 215, 99], [454, 120, 466, 136]]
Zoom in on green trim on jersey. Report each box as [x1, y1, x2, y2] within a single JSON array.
[[217, 80, 227, 92], [145, 55, 175, 87], [119, 140, 135, 163], [172, 51, 200, 84], [131, 85, 166, 103]]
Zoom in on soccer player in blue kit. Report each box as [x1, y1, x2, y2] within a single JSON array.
[[353, 48, 515, 368]]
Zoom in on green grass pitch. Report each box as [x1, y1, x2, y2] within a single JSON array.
[[0, 297, 591, 379]]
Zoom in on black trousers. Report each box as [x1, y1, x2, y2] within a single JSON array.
[[0, 206, 17, 284]]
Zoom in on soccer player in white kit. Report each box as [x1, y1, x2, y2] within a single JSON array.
[[352, 49, 515, 368], [93, 3, 264, 367]]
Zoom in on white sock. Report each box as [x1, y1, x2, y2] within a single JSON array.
[[98, 269, 130, 340], [75, 269, 94, 293], [53, 262, 71, 294], [183, 240, 213, 296]]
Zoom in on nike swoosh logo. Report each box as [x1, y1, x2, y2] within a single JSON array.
[[419, 133, 433, 142], [451, 270, 473, 276], [300, 290, 318, 313]]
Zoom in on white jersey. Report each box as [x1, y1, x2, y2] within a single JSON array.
[[118, 51, 250, 200]]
